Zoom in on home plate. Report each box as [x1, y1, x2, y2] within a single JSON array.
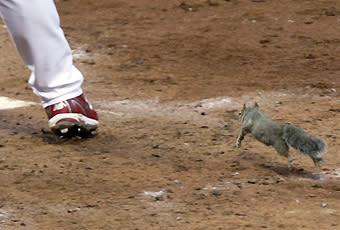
[[0, 96, 38, 110]]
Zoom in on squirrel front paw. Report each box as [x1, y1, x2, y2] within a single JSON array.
[[236, 140, 241, 148]]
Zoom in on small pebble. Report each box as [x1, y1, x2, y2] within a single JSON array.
[[211, 190, 222, 197], [174, 179, 181, 184], [67, 208, 80, 213]]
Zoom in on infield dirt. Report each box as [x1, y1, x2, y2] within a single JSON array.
[[0, 0, 339, 229]]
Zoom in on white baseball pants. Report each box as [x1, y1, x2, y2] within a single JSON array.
[[0, 0, 83, 107]]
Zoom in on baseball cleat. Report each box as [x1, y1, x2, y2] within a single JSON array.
[[45, 94, 99, 138]]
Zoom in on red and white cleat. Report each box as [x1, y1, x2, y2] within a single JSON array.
[[45, 94, 99, 138]]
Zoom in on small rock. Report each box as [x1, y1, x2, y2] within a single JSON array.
[[276, 178, 285, 183], [174, 179, 181, 184], [321, 203, 328, 207], [235, 213, 247, 216], [248, 180, 257, 184], [199, 194, 207, 199], [306, 54, 315, 59], [259, 39, 270, 44], [151, 153, 161, 158], [311, 183, 322, 188], [67, 208, 80, 213], [155, 196, 164, 201], [211, 190, 222, 197]]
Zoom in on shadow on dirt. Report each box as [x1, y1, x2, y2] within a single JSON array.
[[239, 151, 323, 180], [259, 163, 322, 180]]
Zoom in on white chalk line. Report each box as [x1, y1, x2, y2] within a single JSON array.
[[143, 190, 165, 198], [94, 97, 240, 124], [0, 208, 12, 225], [0, 90, 330, 120], [72, 48, 97, 60], [92, 91, 306, 120], [302, 168, 340, 181], [0, 95, 235, 119], [0, 96, 38, 110]]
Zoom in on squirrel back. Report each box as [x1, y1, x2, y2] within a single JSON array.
[[240, 104, 283, 146]]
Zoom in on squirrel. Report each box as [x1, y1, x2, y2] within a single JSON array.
[[236, 102, 327, 169]]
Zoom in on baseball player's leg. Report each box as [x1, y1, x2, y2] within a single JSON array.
[[0, 0, 83, 107], [0, 0, 98, 137]]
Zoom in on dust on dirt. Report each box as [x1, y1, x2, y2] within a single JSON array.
[[0, 0, 339, 229]]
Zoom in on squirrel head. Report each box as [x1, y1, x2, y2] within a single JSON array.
[[238, 102, 259, 120], [238, 104, 247, 120]]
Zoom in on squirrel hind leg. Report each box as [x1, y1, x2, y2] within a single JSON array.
[[288, 154, 294, 170], [273, 141, 293, 169], [312, 157, 324, 168]]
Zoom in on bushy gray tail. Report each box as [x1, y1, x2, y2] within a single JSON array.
[[282, 125, 326, 164]]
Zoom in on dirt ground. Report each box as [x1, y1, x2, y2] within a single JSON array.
[[0, 0, 339, 229]]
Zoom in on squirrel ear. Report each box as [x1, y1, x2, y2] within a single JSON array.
[[254, 102, 259, 108]]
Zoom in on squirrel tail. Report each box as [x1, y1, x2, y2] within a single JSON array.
[[282, 124, 327, 165]]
